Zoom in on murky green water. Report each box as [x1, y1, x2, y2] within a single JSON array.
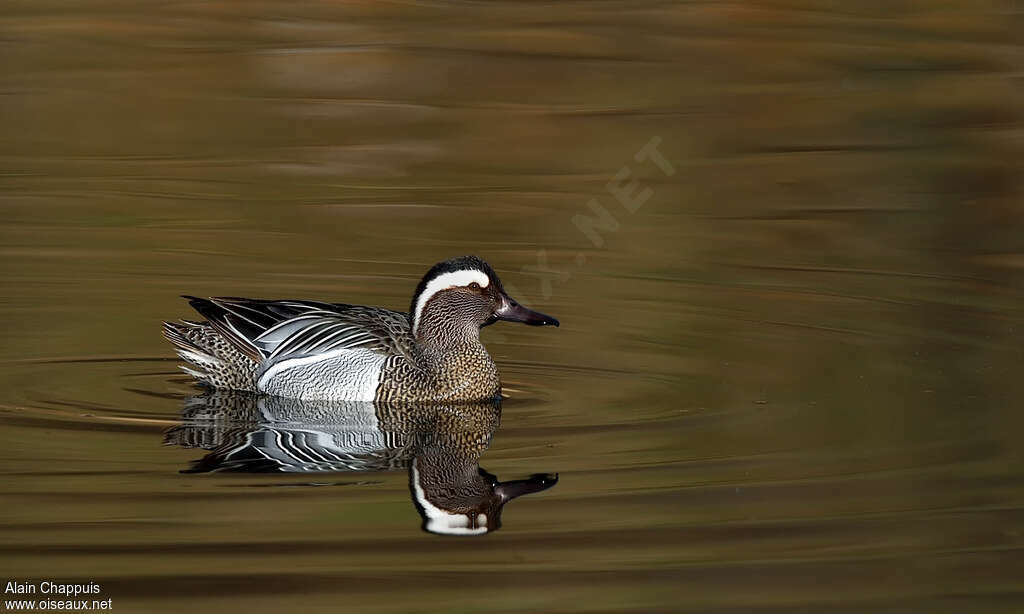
[[2, 1, 1024, 612]]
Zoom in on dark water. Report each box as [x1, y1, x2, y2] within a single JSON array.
[[2, 1, 1024, 612]]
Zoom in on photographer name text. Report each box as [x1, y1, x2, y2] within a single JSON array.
[[4, 581, 111, 611]]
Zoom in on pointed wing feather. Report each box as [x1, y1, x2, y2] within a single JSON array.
[[184, 296, 269, 361], [184, 297, 417, 366], [258, 314, 382, 359], [258, 309, 413, 361]]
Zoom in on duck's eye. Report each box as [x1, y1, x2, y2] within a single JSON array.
[[468, 282, 481, 290]]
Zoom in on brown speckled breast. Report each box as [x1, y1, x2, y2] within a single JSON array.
[[375, 343, 501, 403]]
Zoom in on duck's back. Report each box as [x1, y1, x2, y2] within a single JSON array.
[[164, 297, 419, 399]]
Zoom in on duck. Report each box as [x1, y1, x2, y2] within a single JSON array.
[[163, 255, 559, 402]]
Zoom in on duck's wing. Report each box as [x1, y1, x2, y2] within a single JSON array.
[[184, 297, 417, 365], [254, 303, 418, 364]]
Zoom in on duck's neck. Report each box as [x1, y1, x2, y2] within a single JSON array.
[[417, 323, 489, 369], [416, 310, 478, 346]]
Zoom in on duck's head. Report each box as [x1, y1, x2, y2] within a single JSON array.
[[410, 255, 559, 339]]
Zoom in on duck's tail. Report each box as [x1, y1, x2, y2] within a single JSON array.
[[163, 320, 260, 392]]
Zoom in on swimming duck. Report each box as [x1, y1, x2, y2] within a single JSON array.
[[163, 255, 559, 402]]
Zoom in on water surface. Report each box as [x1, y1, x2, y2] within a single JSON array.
[[2, 1, 1023, 612]]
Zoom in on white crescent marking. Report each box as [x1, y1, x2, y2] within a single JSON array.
[[411, 459, 489, 536]]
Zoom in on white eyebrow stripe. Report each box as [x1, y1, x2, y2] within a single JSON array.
[[411, 269, 490, 335]]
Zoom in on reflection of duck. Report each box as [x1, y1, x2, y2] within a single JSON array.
[[164, 391, 557, 536], [163, 256, 558, 402]]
